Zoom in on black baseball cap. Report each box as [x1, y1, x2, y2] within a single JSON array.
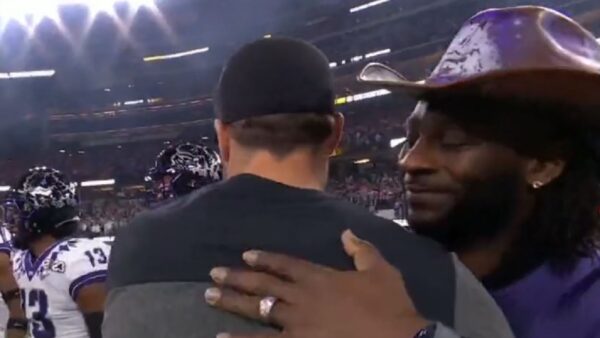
[[215, 37, 335, 123]]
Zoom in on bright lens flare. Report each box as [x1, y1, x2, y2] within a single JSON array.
[[0, 0, 156, 20]]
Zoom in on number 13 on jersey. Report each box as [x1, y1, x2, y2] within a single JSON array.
[[23, 289, 56, 338], [84, 248, 108, 267]]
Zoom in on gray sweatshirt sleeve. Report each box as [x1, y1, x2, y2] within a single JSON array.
[[434, 321, 516, 338], [434, 323, 465, 338], [103, 276, 514, 338], [451, 255, 515, 338], [103, 282, 276, 338]]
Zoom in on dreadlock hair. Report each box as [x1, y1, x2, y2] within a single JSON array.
[[526, 135, 600, 261]]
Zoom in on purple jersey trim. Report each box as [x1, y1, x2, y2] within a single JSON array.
[[24, 239, 67, 280], [69, 270, 107, 301], [0, 243, 11, 257]]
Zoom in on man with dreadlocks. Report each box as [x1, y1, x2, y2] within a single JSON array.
[[204, 7, 600, 338]]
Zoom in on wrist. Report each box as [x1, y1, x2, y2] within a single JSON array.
[[391, 316, 431, 338], [6, 317, 28, 331]]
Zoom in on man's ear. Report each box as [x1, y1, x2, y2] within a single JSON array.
[[214, 119, 230, 163], [525, 158, 566, 189], [324, 112, 345, 156]]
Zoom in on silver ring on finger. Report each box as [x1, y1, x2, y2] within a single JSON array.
[[259, 296, 278, 320]]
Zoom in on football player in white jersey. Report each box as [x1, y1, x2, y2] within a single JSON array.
[[0, 224, 27, 338], [5, 167, 110, 338]]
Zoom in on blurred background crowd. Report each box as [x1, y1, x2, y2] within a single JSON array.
[[0, 0, 598, 236]]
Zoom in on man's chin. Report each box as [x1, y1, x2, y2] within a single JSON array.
[[409, 221, 444, 236], [407, 207, 449, 230], [408, 208, 508, 252], [407, 211, 455, 247], [406, 172, 522, 251]]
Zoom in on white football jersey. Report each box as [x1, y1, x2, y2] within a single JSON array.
[[12, 237, 112, 338], [0, 227, 12, 336]]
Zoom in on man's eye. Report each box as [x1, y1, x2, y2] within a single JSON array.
[[440, 132, 472, 147], [441, 139, 468, 147]]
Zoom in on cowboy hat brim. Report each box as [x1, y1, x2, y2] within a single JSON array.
[[358, 62, 600, 130]]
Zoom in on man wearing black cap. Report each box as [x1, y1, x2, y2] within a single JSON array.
[[103, 37, 512, 338]]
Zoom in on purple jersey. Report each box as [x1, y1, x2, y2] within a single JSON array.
[[491, 254, 600, 338]]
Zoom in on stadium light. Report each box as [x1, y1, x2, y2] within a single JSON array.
[[349, 0, 390, 13], [0, 69, 56, 79], [143, 47, 210, 62], [7, 70, 56, 78], [0, 186, 11, 192], [351, 55, 364, 62], [0, 0, 156, 20], [329, 48, 392, 68], [394, 219, 409, 227], [335, 89, 391, 106], [365, 48, 391, 58], [352, 89, 390, 101], [80, 179, 116, 187], [123, 0, 155, 8], [123, 99, 144, 105], [354, 158, 371, 164], [390, 137, 407, 148]]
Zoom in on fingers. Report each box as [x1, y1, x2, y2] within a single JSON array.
[[204, 288, 262, 322], [243, 250, 332, 282], [205, 287, 290, 326], [341, 230, 386, 272], [210, 268, 294, 301]]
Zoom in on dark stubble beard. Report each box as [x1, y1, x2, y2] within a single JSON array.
[[410, 172, 523, 253]]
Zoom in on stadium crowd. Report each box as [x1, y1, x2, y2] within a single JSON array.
[[0, 106, 404, 186], [73, 163, 407, 237], [79, 198, 145, 237], [328, 171, 404, 210], [1, 102, 409, 237]]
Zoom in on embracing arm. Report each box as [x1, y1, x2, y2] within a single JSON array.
[[205, 231, 513, 338]]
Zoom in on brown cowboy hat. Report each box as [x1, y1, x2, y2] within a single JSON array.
[[358, 6, 600, 129]]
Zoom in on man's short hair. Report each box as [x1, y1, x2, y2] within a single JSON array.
[[228, 112, 335, 158]]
